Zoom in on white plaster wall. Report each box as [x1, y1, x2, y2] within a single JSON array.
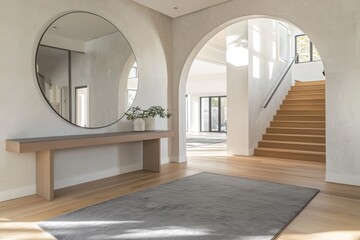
[[293, 61, 325, 81], [171, 0, 360, 186], [248, 19, 292, 152], [0, 0, 172, 202], [226, 21, 250, 155], [186, 95, 200, 132], [187, 75, 226, 95], [71, 32, 133, 127]]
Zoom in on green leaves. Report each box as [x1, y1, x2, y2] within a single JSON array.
[[146, 106, 172, 118], [124, 106, 145, 121], [125, 106, 172, 121]]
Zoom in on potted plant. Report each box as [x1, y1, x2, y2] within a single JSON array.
[[145, 106, 172, 131], [124, 106, 148, 131]]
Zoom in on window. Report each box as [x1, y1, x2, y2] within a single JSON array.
[[200, 96, 227, 132], [278, 23, 289, 62], [127, 62, 138, 107], [128, 65, 138, 79], [295, 34, 321, 63]]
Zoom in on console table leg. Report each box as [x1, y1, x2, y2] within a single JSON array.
[[143, 139, 161, 172], [36, 150, 54, 200]]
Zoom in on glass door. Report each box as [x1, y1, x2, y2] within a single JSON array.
[[220, 97, 227, 132], [211, 97, 219, 131], [200, 96, 227, 132], [201, 97, 210, 132]]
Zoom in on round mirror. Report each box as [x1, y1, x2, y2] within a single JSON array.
[[36, 12, 138, 128]]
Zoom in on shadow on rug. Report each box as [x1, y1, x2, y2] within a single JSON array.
[[39, 172, 319, 240]]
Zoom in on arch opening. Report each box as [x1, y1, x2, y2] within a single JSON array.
[[178, 15, 326, 168]]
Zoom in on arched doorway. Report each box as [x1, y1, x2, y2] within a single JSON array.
[[176, 16, 325, 165]]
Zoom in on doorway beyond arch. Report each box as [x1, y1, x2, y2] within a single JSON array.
[[173, 15, 325, 165]]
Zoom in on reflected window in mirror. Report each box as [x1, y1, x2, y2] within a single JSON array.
[[127, 62, 138, 108], [36, 12, 138, 128], [75, 86, 89, 127]]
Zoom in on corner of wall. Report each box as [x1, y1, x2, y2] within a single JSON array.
[[169, 155, 187, 163], [228, 148, 254, 156]]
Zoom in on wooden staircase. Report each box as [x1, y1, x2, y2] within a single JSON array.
[[254, 80, 326, 162]]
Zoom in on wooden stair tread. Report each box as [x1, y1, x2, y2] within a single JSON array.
[[289, 91, 325, 94], [283, 100, 326, 104], [295, 81, 325, 86], [255, 147, 325, 155], [278, 109, 326, 111], [274, 115, 325, 121], [272, 120, 325, 123], [291, 87, 325, 90], [266, 127, 325, 135], [280, 103, 325, 106], [267, 127, 326, 131], [260, 140, 325, 146], [284, 98, 325, 100], [274, 115, 325, 119], [258, 140, 326, 152], [265, 133, 325, 138], [256, 80, 326, 162], [286, 96, 325, 100], [288, 92, 325, 95], [290, 87, 325, 90], [280, 102, 326, 109], [275, 115, 325, 117], [277, 110, 325, 115]]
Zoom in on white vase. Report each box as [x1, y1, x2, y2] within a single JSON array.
[[145, 117, 155, 131], [133, 118, 145, 131]]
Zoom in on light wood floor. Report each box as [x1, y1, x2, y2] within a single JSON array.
[[1, 142, 360, 240]]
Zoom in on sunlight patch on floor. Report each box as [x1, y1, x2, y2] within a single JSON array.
[[0, 222, 54, 240], [39, 220, 143, 228], [110, 226, 211, 239]]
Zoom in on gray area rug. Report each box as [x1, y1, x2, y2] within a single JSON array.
[[39, 173, 319, 240]]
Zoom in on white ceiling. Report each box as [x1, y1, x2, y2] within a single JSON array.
[[47, 12, 118, 41], [189, 60, 226, 77], [133, 0, 231, 18]]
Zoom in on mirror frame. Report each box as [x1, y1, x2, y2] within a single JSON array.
[[35, 11, 138, 129]]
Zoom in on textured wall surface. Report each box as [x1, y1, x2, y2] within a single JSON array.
[[71, 32, 133, 127], [172, 0, 360, 186], [0, 0, 172, 201]]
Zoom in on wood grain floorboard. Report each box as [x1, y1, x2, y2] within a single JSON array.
[[1, 142, 359, 240]]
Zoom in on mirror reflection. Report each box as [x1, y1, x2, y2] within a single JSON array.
[[36, 12, 138, 128]]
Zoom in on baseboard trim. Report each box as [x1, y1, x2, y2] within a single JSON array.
[[54, 163, 143, 189], [326, 173, 360, 186], [0, 185, 36, 202]]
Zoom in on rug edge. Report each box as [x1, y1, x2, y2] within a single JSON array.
[[271, 188, 320, 240]]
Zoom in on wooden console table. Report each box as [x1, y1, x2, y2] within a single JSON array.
[[6, 131, 174, 200]]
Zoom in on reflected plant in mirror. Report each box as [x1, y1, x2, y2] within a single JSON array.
[[36, 12, 138, 128]]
